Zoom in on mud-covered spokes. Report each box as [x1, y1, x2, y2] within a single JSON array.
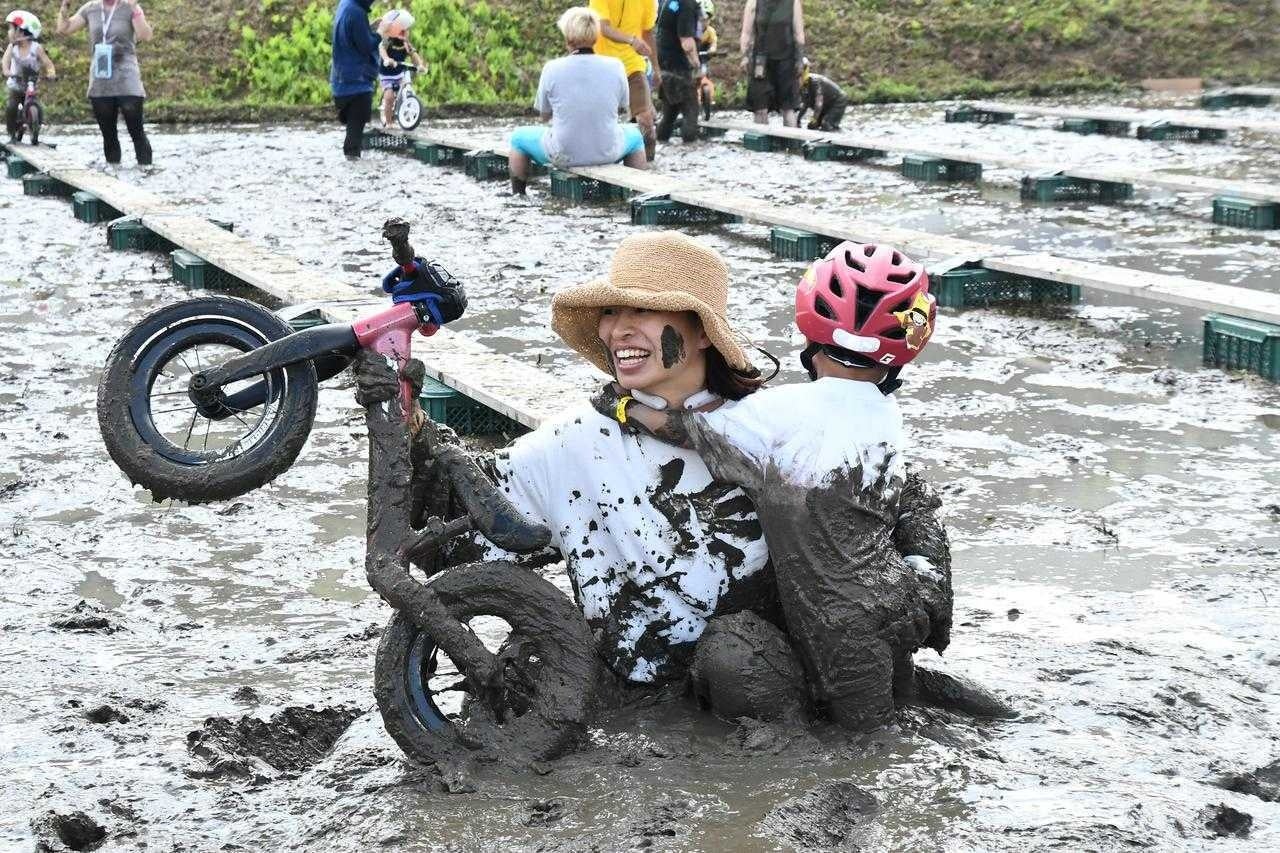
[[135, 333, 287, 467]]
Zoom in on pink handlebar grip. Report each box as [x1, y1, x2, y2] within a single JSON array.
[[353, 302, 438, 420]]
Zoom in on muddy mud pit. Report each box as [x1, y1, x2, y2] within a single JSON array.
[[2, 102, 1279, 849]]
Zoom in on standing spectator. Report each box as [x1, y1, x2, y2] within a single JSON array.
[[654, 0, 702, 143], [797, 58, 847, 131], [507, 7, 646, 195], [739, 0, 804, 127], [589, 0, 658, 161], [329, 0, 380, 159], [56, 0, 153, 165]]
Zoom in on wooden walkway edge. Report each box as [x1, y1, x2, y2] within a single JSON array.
[[969, 100, 1280, 136], [701, 118, 1280, 205], [1, 141, 586, 430]]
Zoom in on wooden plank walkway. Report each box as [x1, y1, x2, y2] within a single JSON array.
[[969, 100, 1280, 136], [1218, 86, 1280, 99], [1, 140, 585, 430], [371, 126, 1280, 326], [702, 119, 1280, 204]]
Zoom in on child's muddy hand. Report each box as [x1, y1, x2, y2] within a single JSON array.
[[354, 353, 425, 408]]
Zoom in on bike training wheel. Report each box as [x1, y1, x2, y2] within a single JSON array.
[[374, 562, 597, 765], [97, 295, 318, 503], [28, 103, 40, 145], [396, 93, 422, 131]]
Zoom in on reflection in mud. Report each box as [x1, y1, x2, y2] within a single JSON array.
[[1, 103, 1278, 849]]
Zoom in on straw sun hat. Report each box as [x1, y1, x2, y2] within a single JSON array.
[[550, 231, 752, 376]]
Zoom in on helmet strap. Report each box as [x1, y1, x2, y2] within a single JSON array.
[[799, 342, 820, 381]]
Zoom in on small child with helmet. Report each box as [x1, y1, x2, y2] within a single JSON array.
[[376, 8, 425, 129], [597, 242, 952, 731], [4, 10, 55, 140]]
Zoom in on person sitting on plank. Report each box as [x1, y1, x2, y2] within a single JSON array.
[[507, 6, 647, 195]]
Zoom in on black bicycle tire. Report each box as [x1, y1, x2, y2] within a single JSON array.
[[374, 562, 596, 766], [28, 103, 40, 145], [96, 296, 318, 503]]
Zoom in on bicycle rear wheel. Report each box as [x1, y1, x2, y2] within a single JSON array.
[[27, 102, 40, 145]]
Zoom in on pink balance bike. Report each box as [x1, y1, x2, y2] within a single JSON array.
[[96, 219, 596, 766]]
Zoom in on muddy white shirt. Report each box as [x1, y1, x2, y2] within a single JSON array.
[[484, 401, 772, 684], [697, 377, 905, 490]]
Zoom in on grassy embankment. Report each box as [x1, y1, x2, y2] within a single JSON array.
[[34, 0, 1280, 123]]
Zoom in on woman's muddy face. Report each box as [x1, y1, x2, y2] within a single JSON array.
[[597, 307, 709, 392]]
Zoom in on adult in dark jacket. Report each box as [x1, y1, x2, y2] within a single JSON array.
[[330, 0, 380, 158]]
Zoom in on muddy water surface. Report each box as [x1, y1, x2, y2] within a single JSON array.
[[2, 101, 1279, 850]]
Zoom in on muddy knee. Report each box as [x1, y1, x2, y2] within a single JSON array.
[[691, 612, 807, 723]]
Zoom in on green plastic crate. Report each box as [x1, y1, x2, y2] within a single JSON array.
[[902, 155, 982, 183], [6, 155, 33, 178], [285, 308, 327, 332], [629, 196, 739, 226], [72, 191, 122, 223], [769, 226, 841, 261], [171, 249, 242, 289], [743, 131, 774, 152], [1212, 196, 1279, 230], [412, 140, 462, 166], [549, 170, 630, 203], [1060, 118, 1098, 135], [1203, 314, 1280, 381], [1200, 92, 1271, 109], [419, 376, 526, 436], [802, 142, 883, 162], [1136, 122, 1227, 142], [22, 172, 73, 197], [697, 125, 728, 138], [362, 128, 411, 151], [944, 106, 1013, 124], [934, 265, 1079, 309], [1020, 174, 1133, 203], [463, 150, 509, 181], [107, 217, 169, 252]]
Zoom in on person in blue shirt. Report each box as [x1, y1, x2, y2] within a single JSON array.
[[330, 0, 380, 158]]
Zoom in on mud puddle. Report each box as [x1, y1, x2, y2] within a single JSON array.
[[2, 108, 1279, 849]]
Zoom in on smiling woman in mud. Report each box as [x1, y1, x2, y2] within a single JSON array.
[[464, 231, 786, 692]]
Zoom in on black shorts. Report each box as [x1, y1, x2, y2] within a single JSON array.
[[747, 55, 801, 112]]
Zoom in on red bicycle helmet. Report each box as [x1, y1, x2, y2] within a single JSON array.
[[795, 241, 935, 368]]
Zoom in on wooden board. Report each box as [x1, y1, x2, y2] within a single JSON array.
[[1221, 86, 1280, 98], [970, 100, 1280, 135], [4, 139, 583, 430], [702, 119, 1280, 204]]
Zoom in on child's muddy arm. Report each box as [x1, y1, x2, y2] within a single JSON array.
[[894, 470, 953, 654]]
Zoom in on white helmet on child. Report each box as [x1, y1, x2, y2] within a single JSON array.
[[381, 9, 415, 32], [6, 10, 42, 39], [700, 0, 715, 17]]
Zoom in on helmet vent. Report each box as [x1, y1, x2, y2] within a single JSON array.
[[827, 276, 844, 299], [843, 249, 866, 273], [814, 295, 836, 320], [890, 251, 902, 265], [886, 270, 916, 285], [854, 288, 880, 329]]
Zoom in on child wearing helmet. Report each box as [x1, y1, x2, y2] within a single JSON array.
[[376, 8, 425, 129], [595, 242, 953, 731], [4, 11, 55, 140]]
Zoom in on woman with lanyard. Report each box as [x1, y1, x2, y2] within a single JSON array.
[[56, 0, 153, 166]]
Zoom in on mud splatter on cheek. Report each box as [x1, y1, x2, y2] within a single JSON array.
[[661, 326, 686, 370]]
